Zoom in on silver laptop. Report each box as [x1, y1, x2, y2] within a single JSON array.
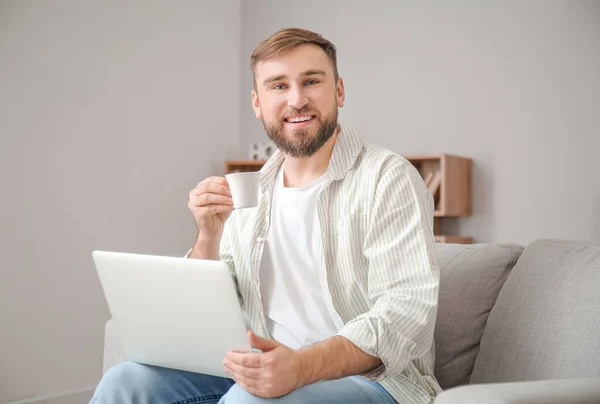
[[92, 250, 251, 378]]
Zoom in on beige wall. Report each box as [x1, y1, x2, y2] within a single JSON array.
[[240, 0, 600, 245], [0, 1, 241, 402]]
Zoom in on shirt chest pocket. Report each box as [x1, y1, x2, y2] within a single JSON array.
[[326, 213, 370, 287]]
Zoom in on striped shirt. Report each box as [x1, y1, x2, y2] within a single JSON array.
[[218, 124, 441, 403]]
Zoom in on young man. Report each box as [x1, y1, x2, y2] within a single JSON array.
[[92, 28, 441, 403]]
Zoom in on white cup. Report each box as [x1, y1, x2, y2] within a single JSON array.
[[225, 171, 261, 209]]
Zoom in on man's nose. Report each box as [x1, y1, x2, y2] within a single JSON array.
[[287, 86, 309, 110]]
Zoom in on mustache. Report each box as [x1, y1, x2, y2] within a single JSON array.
[[281, 106, 318, 119]]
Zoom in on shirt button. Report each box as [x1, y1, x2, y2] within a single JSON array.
[[256, 237, 265, 243], [253, 277, 259, 285]]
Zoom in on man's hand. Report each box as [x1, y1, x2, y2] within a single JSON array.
[[187, 176, 234, 259], [223, 331, 304, 398], [188, 176, 234, 237], [223, 331, 383, 398]]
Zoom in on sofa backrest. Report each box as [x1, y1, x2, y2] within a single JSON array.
[[470, 239, 600, 384], [433, 242, 523, 390]]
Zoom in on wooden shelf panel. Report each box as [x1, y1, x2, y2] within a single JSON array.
[[406, 153, 469, 162], [441, 155, 472, 217], [404, 154, 445, 162], [226, 160, 266, 166], [435, 235, 473, 244], [225, 160, 266, 174]]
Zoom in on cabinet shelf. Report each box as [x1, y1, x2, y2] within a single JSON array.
[[225, 160, 266, 174], [406, 154, 473, 243], [435, 235, 473, 244], [406, 154, 472, 217]]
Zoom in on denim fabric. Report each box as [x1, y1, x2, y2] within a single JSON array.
[[91, 361, 396, 403]]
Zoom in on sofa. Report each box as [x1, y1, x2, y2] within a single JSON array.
[[103, 239, 600, 403]]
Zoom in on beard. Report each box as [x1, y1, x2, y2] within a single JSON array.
[[260, 105, 338, 158]]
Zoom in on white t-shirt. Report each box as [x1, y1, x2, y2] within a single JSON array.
[[258, 165, 339, 349]]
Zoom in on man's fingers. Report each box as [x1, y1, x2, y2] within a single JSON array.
[[197, 176, 229, 189], [226, 352, 263, 368], [198, 176, 227, 185], [223, 359, 261, 381], [223, 367, 262, 392], [248, 331, 281, 352], [197, 181, 231, 197], [191, 193, 233, 207], [191, 183, 231, 199], [235, 377, 263, 394], [193, 205, 234, 216]]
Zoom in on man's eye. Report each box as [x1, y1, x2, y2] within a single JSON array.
[[305, 80, 319, 85], [272, 84, 286, 90]]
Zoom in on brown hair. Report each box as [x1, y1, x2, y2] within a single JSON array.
[[250, 28, 338, 88]]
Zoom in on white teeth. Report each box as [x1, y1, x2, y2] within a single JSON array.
[[287, 116, 312, 123]]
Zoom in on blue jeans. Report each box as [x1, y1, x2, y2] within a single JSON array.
[[91, 361, 397, 403]]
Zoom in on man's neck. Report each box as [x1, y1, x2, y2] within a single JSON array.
[[282, 126, 339, 188]]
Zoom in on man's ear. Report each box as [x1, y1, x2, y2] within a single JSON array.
[[251, 90, 262, 119], [336, 77, 345, 108]]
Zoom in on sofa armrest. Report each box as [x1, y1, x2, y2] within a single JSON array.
[[103, 319, 126, 374], [434, 377, 600, 404]]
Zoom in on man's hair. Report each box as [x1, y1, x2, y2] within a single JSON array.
[[250, 28, 338, 88]]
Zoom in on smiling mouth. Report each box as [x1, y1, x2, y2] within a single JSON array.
[[284, 115, 315, 123]]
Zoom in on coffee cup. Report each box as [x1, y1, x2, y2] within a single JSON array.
[[225, 171, 260, 209]]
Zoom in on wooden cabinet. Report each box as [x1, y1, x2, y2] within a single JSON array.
[[405, 154, 473, 244], [224, 153, 473, 243], [225, 160, 265, 174]]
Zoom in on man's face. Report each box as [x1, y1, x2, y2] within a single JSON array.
[[252, 44, 345, 158]]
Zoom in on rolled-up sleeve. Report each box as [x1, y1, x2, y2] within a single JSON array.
[[183, 214, 235, 268], [336, 159, 440, 379]]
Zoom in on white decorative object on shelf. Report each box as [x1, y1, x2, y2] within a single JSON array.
[[249, 142, 276, 160]]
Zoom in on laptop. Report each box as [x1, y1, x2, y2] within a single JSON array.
[[92, 250, 252, 378]]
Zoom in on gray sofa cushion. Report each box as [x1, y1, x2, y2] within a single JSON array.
[[434, 243, 524, 390], [471, 239, 600, 384], [434, 377, 600, 404]]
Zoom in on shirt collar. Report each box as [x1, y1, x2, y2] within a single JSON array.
[[259, 123, 363, 193]]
